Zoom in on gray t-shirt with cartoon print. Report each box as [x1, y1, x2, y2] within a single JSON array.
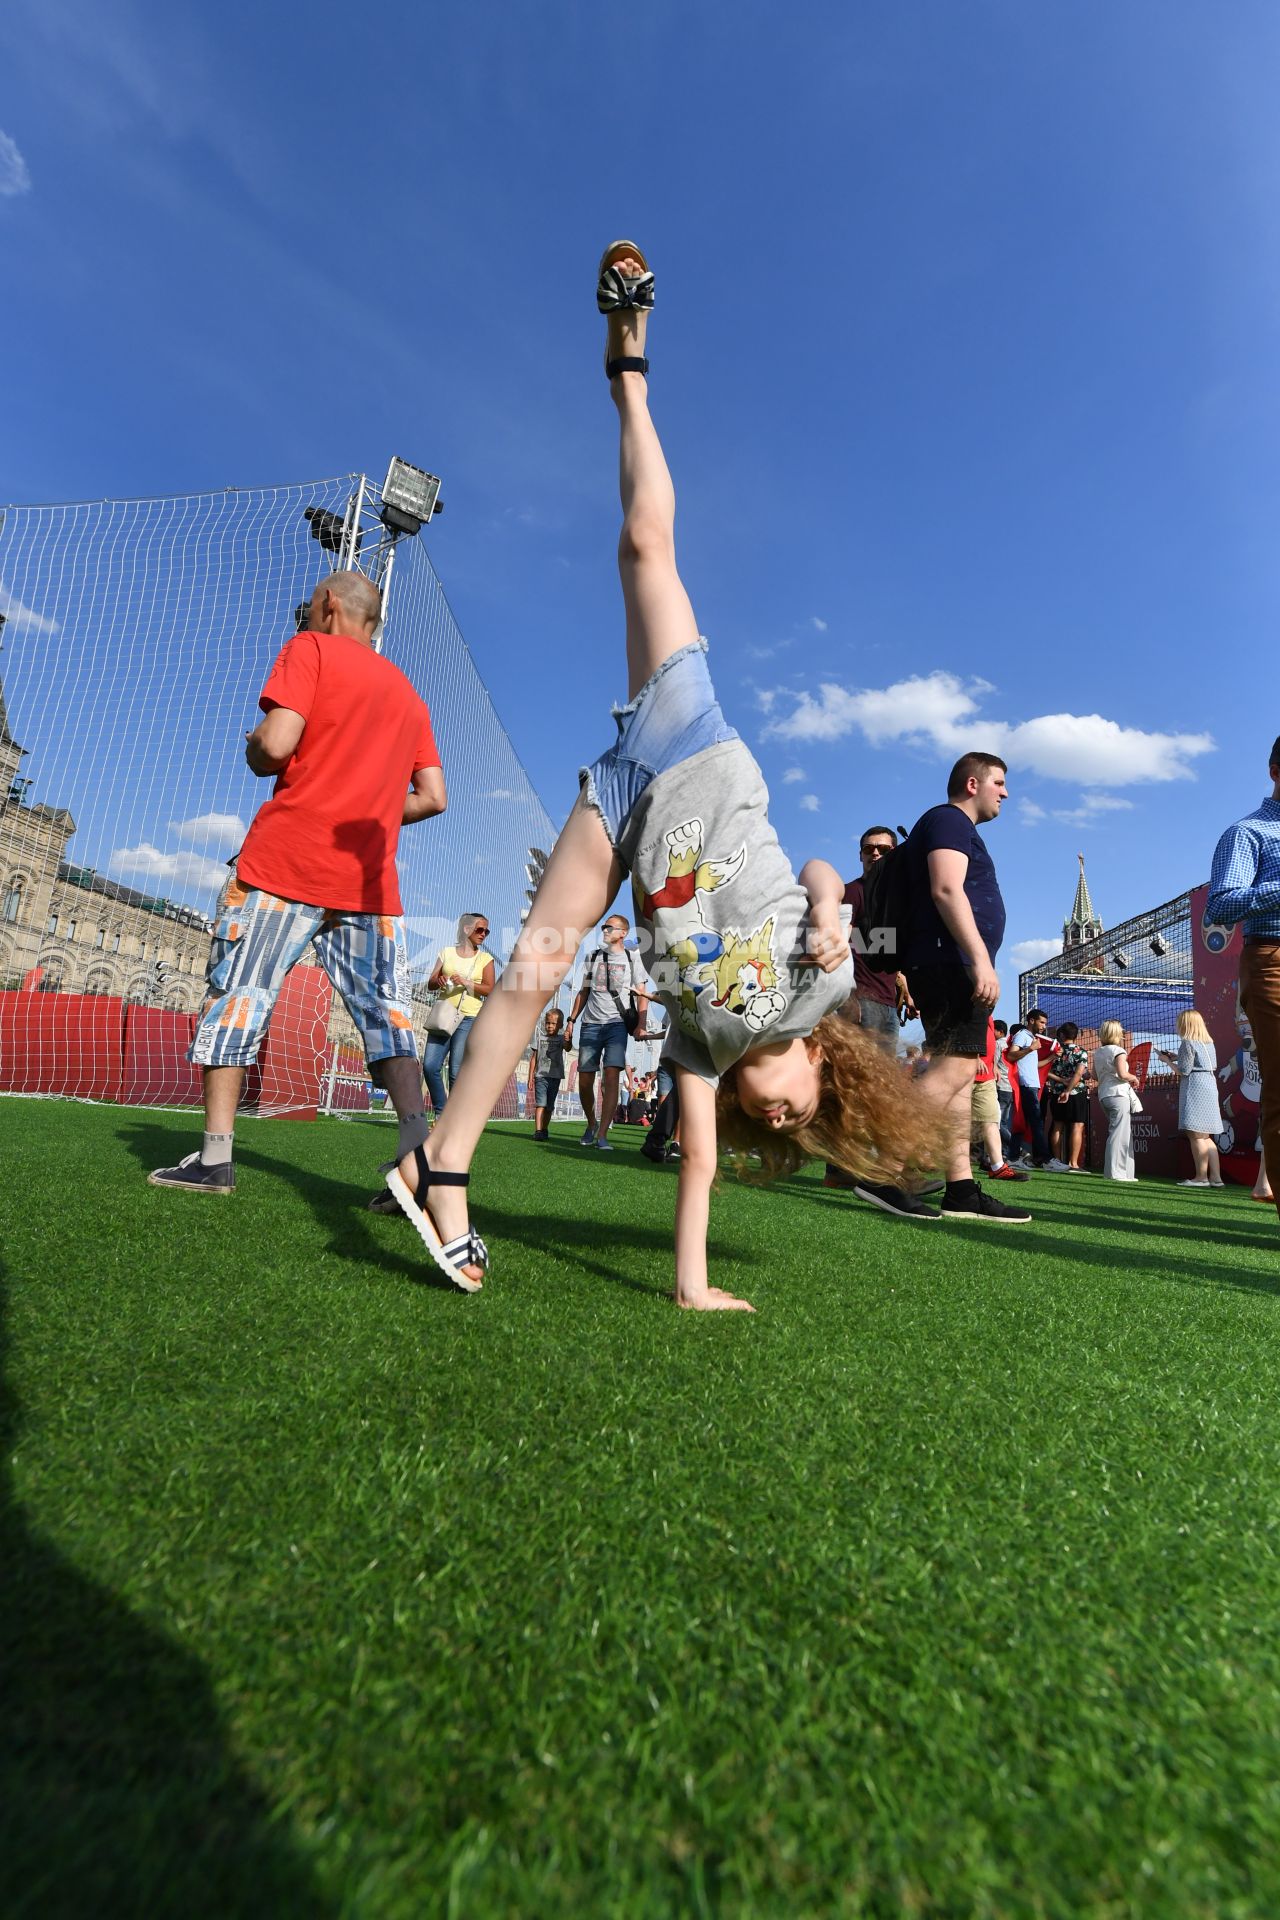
[[616, 739, 853, 1086]]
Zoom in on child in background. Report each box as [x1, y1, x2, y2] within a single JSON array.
[[971, 1018, 1029, 1184], [387, 242, 943, 1308], [532, 1007, 567, 1142]]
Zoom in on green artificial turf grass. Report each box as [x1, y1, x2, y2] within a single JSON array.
[[3, 1096, 1280, 1918]]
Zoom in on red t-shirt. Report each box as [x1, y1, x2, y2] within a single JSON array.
[[236, 631, 440, 914]]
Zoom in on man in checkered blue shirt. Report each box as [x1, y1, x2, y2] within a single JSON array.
[[1208, 734, 1280, 1229]]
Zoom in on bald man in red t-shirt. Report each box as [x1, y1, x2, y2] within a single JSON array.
[[150, 570, 446, 1195]]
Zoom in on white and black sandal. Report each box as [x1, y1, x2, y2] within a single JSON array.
[[385, 1147, 488, 1293], [597, 238, 655, 314], [599, 239, 653, 382]]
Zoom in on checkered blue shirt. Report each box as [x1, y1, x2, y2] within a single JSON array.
[[1207, 796, 1280, 939]]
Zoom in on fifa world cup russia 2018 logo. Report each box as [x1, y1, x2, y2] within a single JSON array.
[[1201, 919, 1232, 956]]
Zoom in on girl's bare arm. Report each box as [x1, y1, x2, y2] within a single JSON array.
[[672, 1068, 753, 1312]]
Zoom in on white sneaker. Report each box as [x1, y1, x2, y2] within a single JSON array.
[[1177, 1178, 1210, 1187]]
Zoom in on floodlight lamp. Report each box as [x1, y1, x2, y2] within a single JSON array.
[[303, 505, 348, 553], [381, 457, 443, 537], [1150, 934, 1169, 957], [1112, 950, 1131, 970]]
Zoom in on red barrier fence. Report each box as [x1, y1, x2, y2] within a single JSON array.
[[0, 975, 331, 1120]]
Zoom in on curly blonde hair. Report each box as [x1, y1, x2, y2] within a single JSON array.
[[716, 1015, 949, 1186]]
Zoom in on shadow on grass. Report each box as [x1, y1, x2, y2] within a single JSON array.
[[995, 1199, 1280, 1256], [936, 1218, 1280, 1297], [115, 1120, 715, 1297], [768, 1174, 1280, 1294], [117, 1120, 462, 1293], [0, 1261, 333, 1918]]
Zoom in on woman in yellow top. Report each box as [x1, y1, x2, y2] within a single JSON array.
[[423, 913, 496, 1114]]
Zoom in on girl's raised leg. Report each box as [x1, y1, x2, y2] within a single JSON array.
[[605, 259, 701, 700]]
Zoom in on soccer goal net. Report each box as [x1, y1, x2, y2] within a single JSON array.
[[0, 473, 557, 1116]]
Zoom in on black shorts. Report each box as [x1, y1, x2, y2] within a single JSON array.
[[906, 964, 988, 1058], [1048, 1085, 1087, 1126]]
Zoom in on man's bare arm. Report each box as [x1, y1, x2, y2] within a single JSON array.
[[245, 706, 305, 777], [402, 765, 446, 825], [927, 847, 998, 1007]]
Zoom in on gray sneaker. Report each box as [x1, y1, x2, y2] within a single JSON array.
[[148, 1151, 235, 1195], [580, 1127, 598, 1147], [595, 1138, 615, 1153]]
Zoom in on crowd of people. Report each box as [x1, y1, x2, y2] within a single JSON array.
[[147, 242, 1280, 1310]]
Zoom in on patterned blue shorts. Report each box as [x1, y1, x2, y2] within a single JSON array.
[[579, 640, 738, 849], [189, 874, 419, 1069]]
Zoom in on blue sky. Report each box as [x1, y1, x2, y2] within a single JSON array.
[[2, 0, 1277, 1021]]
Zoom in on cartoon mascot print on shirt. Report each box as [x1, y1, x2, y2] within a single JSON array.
[[640, 820, 787, 1040]]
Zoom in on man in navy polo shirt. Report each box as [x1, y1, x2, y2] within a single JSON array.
[[902, 752, 1031, 1223]]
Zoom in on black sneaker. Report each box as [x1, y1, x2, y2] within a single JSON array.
[[852, 1180, 943, 1220], [148, 1151, 235, 1195], [941, 1181, 1032, 1223]]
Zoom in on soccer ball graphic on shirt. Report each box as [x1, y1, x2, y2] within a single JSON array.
[[742, 987, 787, 1034]]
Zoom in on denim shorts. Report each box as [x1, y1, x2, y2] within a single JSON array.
[[578, 1018, 629, 1073], [579, 640, 739, 849], [534, 1073, 561, 1107]]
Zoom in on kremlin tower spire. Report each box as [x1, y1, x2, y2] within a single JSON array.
[[1064, 852, 1104, 970]]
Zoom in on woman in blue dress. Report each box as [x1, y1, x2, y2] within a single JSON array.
[[1160, 1009, 1224, 1188]]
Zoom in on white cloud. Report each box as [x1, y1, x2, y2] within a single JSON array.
[[110, 842, 229, 892], [1050, 792, 1137, 827], [1018, 799, 1046, 826], [755, 689, 777, 714], [0, 579, 58, 635], [1008, 937, 1064, 973], [482, 787, 514, 801], [782, 767, 805, 784], [171, 810, 246, 849], [761, 669, 1214, 786], [0, 132, 31, 197], [811, 616, 828, 632], [799, 794, 821, 812]]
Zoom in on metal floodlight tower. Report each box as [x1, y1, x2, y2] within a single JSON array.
[[297, 458, 444, 654]]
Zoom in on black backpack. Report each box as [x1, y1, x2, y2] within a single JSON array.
[[586, 948, 641, 1034], [852, 827, 912, 975]]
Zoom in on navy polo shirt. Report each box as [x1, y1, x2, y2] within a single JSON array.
[[903, 802, 1006, 968]]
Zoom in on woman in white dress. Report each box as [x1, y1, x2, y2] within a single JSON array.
[[1093, 1020, 1143, 1181], [1160, 1009, 1224, 1187]]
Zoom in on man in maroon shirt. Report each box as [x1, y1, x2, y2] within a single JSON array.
[[841, 824, 914, 1049], [149, 570, 446, 1195], [826, 824, 931, 1218]]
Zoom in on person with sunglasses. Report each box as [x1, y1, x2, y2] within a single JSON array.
[[422, 912, 496, 1114]]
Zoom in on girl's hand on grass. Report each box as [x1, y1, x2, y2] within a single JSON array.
[[676, 1285, 755, 1313]]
